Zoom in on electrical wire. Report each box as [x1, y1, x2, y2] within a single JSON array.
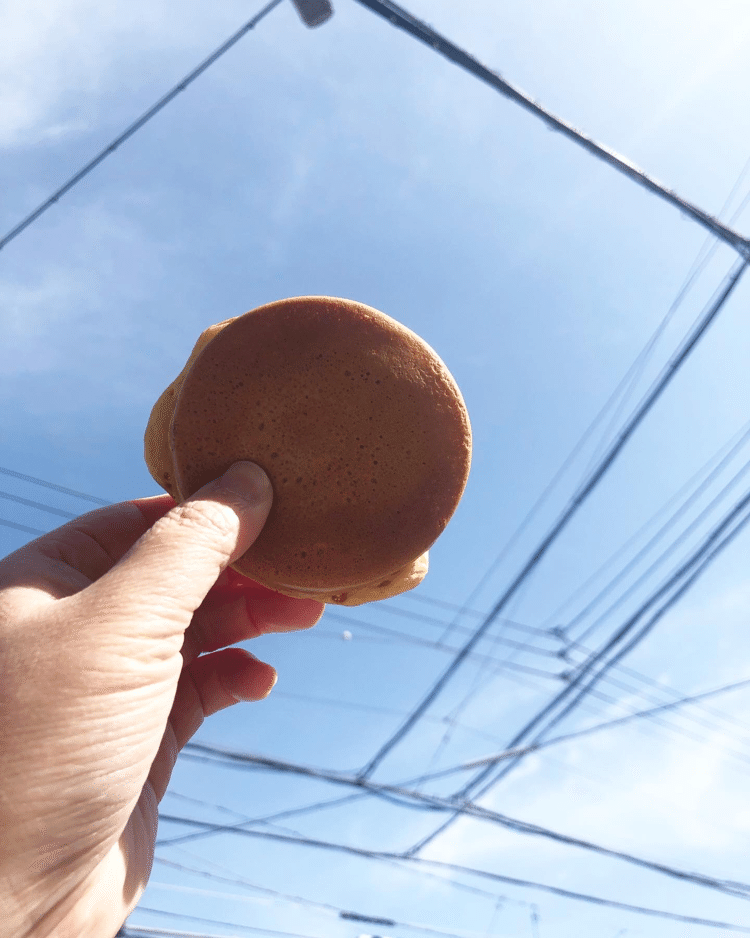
[[156, 790, 364, 850], [331, 592, 750, 764], [0, 518, 45, 535], [0, 0, 285, 253], [358, 257, 748, 781], [3, 470, 746, 750], [165, 745, 750, 901], [433, 247, 737, 649], [383, 597, 559, 640], [343, 7, 750, 808], [5, 478, 749, 763], [542, 415, 750, 633], [148, 859, 498, 938], [351, 0, 750, 260], [161, 844, 522, 914], [177, 671, 750, 827], [585, 657, 750, 734], [0, 489, 77, 519], [130, 908, 329, 938], [4, 483, 748, 768], [159, 670, 750, 858], [377, 598, 750, 751], [569, 423, 750, 650], [327, 611, 561, 660], [431, 675, 750, 780], [583, 183, 750, 475], [154, 819, 750, 932], [0, 465, 110, 504], [407, 485, 750, 852], [459, 494, 750, 808], [530, 500, 750, 756], [325, 613, 564, 678], [405, 166, 750, 778], [564, 667, 750, 748], [402, 667, 750, 792]]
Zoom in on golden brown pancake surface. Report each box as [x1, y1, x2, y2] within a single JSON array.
[[145, 296, 471, 604]]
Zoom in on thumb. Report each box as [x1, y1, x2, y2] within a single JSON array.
[[87, 461, 273, 629]]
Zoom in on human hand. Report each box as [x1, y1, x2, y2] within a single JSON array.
[[0, 462, 324, 938]]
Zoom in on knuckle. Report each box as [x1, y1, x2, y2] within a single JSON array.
[[145, 498, 241, 575], [172, 500, 239, 555]]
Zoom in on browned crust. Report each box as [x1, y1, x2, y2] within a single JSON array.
[[144, 319, 234, 500], [144, 297, 471, 606]]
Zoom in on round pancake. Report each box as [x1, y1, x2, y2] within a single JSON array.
[[146, 296, 471, 602]]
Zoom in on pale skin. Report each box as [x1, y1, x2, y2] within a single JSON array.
[[0, 462, 324, 938]]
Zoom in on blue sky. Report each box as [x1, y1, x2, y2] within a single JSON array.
[[3, 1, 750, 935]]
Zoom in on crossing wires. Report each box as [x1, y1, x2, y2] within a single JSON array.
[[351, 0, 750, 260], [359, 256, 748, 780]]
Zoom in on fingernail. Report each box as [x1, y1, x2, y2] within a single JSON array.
[[220, 462, 272, 506]]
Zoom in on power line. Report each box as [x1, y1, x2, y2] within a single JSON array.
[[542, 416, 750, 633], [160, 845, 522, 916], [407, 162, 750, 771], [130, 908, 325, 938], [4, 475, 748, 757], [4, 479, 747, 764], [0, 518, 45, 535], [346, 21, 750, 777], [328, 611, 562, 660], [528, 496, 750, 757], [157, 790, 363, 849], [182, 671, 750, 821], [0, 0, 285, 253], [570, 448, 750, 646], [558, 669, 750, 767], [168, 745, 750, 901], [410, 484, 750, 851], [320, 594, 750, 758], [0, 489, 77, 519], [3, 470, 745, 757], [434, 675, 750, 779], [586, 657, 750, 735], [358, 257, 748, 781], [351, 0, 750, 260], [583, 178, 750, 475], [11, 479, 730, 755], [7, 460, 736, 752], [0, 465, 110, 504], [155, 819, 750, 933], [326, 613, 564, 677], [374, 601, 563, 641], [159, 672, 750, 855], [178, 749, 442, 815], [123, 929, 249, 938], [149, 860, 495, 938], [432, 224, 746, 648]]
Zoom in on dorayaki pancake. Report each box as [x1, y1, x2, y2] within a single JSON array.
[[144, 296, 471, 605]]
